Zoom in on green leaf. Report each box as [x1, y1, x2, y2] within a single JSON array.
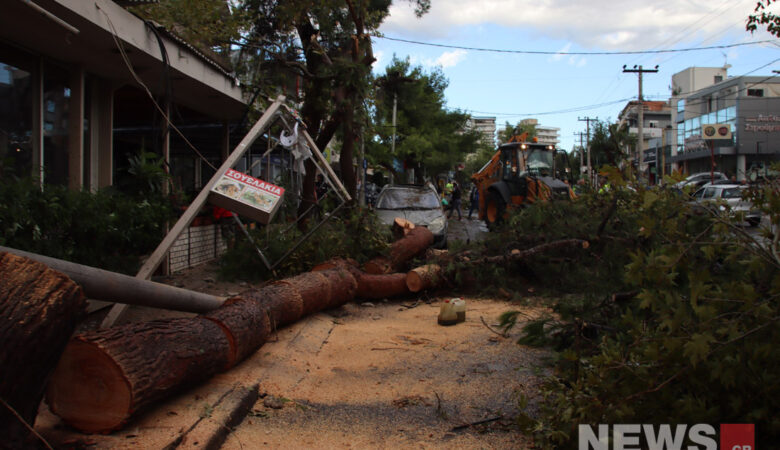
[[683, 333, 714, 366]]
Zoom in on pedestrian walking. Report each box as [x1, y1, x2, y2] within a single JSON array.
[[447, 181, 462, 220], [467, 185, 479, 220]]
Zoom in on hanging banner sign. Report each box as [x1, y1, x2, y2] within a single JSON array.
[[209, 169, 285, 224]]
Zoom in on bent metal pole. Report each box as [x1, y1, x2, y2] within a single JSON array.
[[0, 246, 224, 313]]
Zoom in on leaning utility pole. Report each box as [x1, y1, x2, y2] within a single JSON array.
[[578, 116, 597, 186], [622, 65, 659, 182]]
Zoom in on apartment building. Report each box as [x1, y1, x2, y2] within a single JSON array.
[[466, 116, 496, 147], [519, 118, 560, 147]]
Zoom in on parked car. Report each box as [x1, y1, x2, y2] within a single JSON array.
[[690, 183, 761, 227], [674, 172, 728, 190], [374, 184, 448, 248]]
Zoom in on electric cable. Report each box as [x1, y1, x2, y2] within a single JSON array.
[[97, 4, 220, 171], [374, 35, 776, 56]]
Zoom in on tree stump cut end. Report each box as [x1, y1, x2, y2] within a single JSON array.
[[46, 339, 132, 434]]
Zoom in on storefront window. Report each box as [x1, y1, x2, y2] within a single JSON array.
[[0, 61, 32, 177], [43, 63, 70, 186]]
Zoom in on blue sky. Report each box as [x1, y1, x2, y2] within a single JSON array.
[[370, 0, 779, 152]]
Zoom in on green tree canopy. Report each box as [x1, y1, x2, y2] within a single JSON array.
[[588, 120, 634, 171], [498, 120, 537, 144], [369, 57, 481, 181], [133, 0, 430, 214]]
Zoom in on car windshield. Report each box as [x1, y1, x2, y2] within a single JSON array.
[[721, 187, 742, 199], [376, 187, 440, 210]]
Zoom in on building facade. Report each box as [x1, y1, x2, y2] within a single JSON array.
[[671, 72, 780, 181], [0, 0, 290, 273], [519, 118, 560, 147]]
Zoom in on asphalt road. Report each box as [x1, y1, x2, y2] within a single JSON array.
[[445, 216, 488, 246]]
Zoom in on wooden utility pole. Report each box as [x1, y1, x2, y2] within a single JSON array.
[[622, 65, 659, 182], [574, 131, 587, 178], [578, 117, 597, 186]]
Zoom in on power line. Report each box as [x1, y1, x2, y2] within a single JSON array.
[[375, 35, 776, 56], [447, 59, 780, 118], [449, 98, 634, 118]]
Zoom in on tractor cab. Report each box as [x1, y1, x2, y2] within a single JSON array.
[[497, 141, 555, 180]]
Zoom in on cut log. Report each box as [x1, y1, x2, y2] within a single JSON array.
[[405, 264, 443, 293], [356, 273, 410, 299], [0, 252, 86, 447], [46, 317, 232, 433], [244, 282, 304, 329], [203, 297, 272, 369], [364, 226, 434, 274], [392, 217, 415, 238], [318, 267, 358, 309], [285, 271, 331, 312], [310, 257, 359, 272], [45, 261, 359, 435]]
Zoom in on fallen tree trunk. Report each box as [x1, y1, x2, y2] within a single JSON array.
[[356, 273, 410, 299], [406, 264, 443, 293], [204, 297, 272, 369], [0, 252, 86, 447], [364, 226, 434, 274], [43, 220, 434, 434], [45, 267, 360, 434]]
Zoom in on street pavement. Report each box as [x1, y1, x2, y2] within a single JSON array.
[[446, 215, 488, 246]]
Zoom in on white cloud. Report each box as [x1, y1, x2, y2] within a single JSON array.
[[382, 0, 760, 51], [436, 49, 468, 68]]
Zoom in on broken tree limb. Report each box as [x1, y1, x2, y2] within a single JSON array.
[[364, 226, 434, 274], [355, 273, 410, 299], [0, 246, 224, 313], [0, 252, 86, 448], [462, 239, 589, 265], [405, 264, 443, 293], [46, 317, 233, 434]]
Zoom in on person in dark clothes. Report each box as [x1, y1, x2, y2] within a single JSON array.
[[467, 185, 479, 220], [447, 181, 462, 220]]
